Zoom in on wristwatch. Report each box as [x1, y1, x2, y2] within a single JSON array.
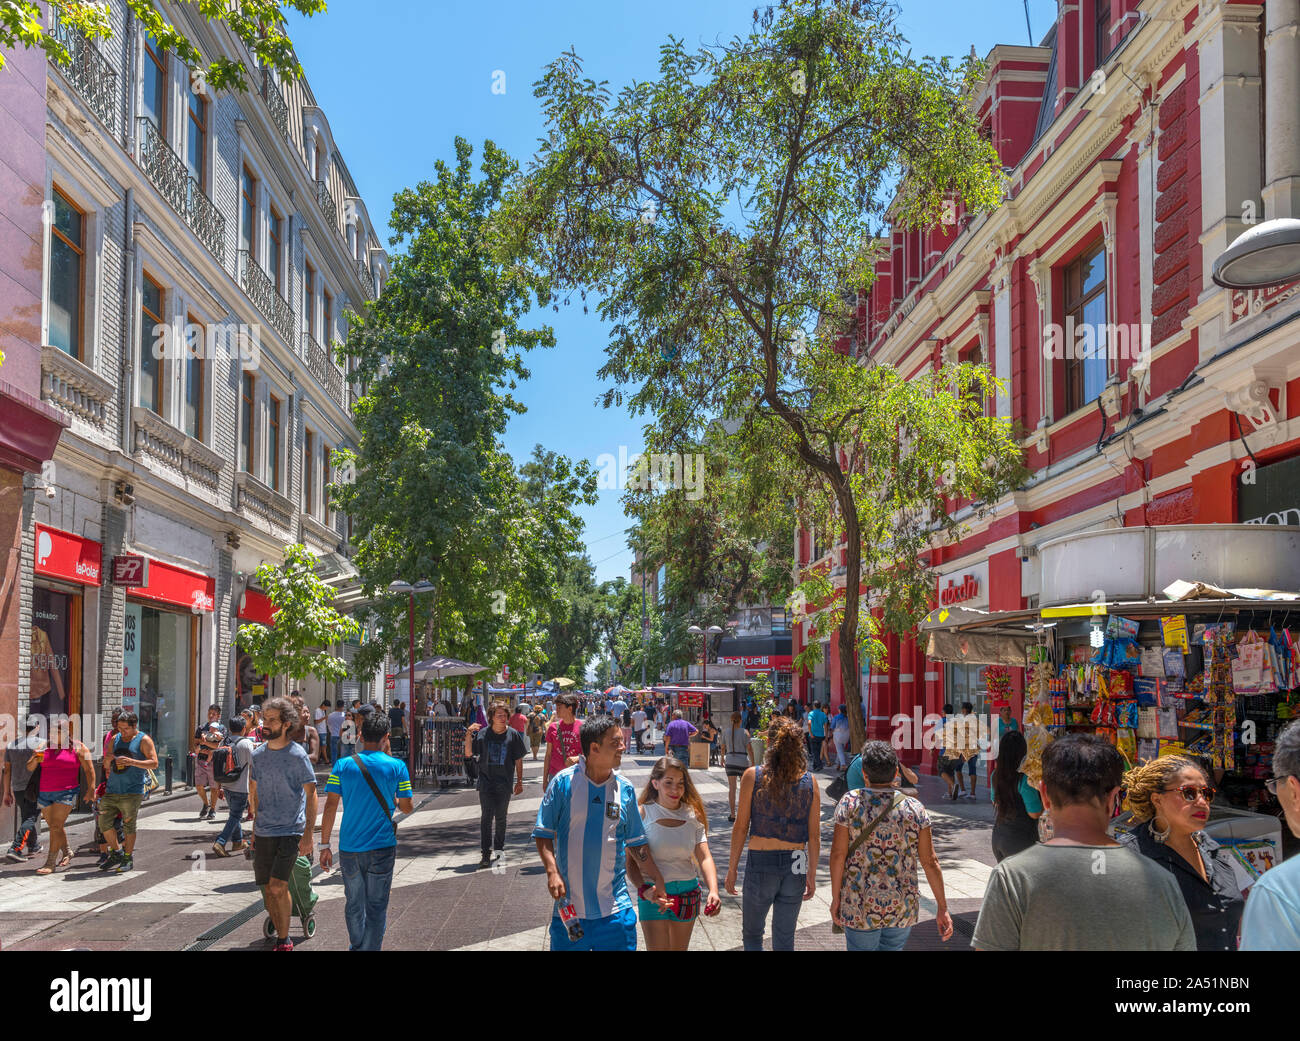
[[317, 843, 330, 850]]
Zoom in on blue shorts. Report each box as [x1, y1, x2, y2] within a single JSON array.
[[38, 787, 78, 809], [549, 905, 637, 951]]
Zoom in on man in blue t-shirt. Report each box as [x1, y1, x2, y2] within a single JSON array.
[[533, 715, 670, 950], [806, 701, 827, 770], [320, 709, 414, 951]]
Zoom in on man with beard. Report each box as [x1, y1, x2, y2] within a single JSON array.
[[249, 697, 318, 951]]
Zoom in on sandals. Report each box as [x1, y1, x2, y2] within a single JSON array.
[[56, 848, 73, 868]]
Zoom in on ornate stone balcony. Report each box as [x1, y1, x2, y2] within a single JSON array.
[[299, 511, 341, 554], [132, 406, 223, 493], [303, 331, 345, 408], [48, 12, 118, 133], [316, 179, 338, 231], [137, 117, 225, 262], [239, 250, 295, 344], [42, 345, 114, 427], [260, 67, 289, 141], [234, 471, 296, 533]]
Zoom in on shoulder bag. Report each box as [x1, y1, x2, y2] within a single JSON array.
[[352, 754, 398, 840], [832, 791, 902, 935]]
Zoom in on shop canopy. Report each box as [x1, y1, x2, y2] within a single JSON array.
[[412, 656, 490, 681], [921, 581, 1300, 665]]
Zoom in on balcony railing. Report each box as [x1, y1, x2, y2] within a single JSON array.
[[315, 179, 338, 231], [48, 11, 118, 134], [137, 118, 226, 262], [356, 257, 375, 301], [239, 251, 295, 344], [303, 331, 345, 408], [259, 67, 289, 141]]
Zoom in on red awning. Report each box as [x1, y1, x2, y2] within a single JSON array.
[[34, 524, 103, 586], [238, 588, 277, 626], [127, 558, 214, 612]]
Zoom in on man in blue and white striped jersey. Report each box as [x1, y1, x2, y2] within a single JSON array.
[[533, 715, 671, 950]]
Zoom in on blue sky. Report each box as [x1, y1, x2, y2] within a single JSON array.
[[286, 0, 1058, 584]]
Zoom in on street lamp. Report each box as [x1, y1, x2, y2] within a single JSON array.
[[389, 578, 434, 779], [687, 624, 724, 687], [1211, 218, 1300, 289]]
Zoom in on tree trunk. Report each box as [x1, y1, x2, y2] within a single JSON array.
[[836, 481, 866, 756]]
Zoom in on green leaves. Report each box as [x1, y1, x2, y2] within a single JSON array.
[[500, 0, 1020, 747], [237, 544, 361, 686], [7, 1, 321, 88]]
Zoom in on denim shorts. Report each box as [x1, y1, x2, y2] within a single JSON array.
[[38, 787, 78, 808]]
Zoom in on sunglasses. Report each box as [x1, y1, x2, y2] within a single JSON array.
[[1160, 784, 1215, 804]]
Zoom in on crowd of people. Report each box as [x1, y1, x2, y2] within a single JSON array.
[[6, 687, 1300, 954]]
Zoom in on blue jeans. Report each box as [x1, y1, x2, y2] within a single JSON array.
[[339, 743, 356, 763], [340, 845, 397, 951], [844, 925, 912, 951], [217, 790, 248, 847], [741, 849, 806, 951]]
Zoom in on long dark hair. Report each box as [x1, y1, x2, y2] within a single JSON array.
[[993, 731, 1028, 821]]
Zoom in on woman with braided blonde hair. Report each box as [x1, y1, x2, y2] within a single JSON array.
[[1119, 756, 1244, 950]]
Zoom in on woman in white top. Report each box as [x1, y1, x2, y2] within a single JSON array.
[[627, 757, 721, 951]]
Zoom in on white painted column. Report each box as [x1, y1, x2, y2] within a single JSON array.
[[1265, 0, 1300, 218], [993, 281, 1012, 419], [1195, 1, 1263, 288]]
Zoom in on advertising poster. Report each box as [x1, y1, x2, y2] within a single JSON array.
[[122, 602, 142, 716], [30, 588, 72, 719]]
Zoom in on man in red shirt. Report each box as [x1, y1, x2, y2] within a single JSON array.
[[543, 693, 582, 791], [509, 705, 530, 735]]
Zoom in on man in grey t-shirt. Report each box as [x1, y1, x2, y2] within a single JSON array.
[[972, 734, 1195, 951]]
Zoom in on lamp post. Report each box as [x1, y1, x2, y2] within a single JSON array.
[[389, 579, 434, 780], [1211, 218, 1300, 289], [686, 624, 724, 687]]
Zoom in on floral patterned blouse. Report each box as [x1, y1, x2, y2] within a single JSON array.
[[833, 788, 932, 931]]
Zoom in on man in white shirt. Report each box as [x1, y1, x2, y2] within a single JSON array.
[[326, 704, 345, 762], [631, 706, 648, 753]]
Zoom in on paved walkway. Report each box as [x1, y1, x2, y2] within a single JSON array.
[[0, 745, 999, 951]]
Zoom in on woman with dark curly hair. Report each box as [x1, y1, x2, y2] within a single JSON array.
[[1118, 756, 1243, 950], [724, 716, 821, 950]]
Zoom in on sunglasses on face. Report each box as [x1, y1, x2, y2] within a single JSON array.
[[1161, 784, 1215, 804]]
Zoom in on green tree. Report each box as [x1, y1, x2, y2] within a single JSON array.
[[500, 0, 1024, 751], [236, 543, 361, 693], [7, 0, 322, 88], [335, 140, 589, 688]]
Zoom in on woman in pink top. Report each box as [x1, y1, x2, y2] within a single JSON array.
[[28, 718, 95, 874]]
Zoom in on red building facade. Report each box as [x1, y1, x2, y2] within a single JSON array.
[[792, 0, 1300, 770]]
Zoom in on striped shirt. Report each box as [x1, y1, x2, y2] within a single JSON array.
[[533, 760, 647, 920]]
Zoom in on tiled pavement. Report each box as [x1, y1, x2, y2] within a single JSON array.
[[0, 742, 999, 951]]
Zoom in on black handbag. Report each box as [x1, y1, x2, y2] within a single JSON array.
[[826, 774, 848, 801]]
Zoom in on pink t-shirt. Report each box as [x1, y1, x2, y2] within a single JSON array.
[[545, 719, 581, 777], [40, 745, 82, 791]]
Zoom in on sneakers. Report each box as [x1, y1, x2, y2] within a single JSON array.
[[99, 850, 123, 872], [229, 840, 246, 851], [273, 938, 294, 951], [477, 855, 492, 869], [211, 842, 230, 858], [5, 849, 25, 863], [114, 854, 134, 873]]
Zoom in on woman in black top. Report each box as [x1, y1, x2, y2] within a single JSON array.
[[1120, 756, 1244, 951], [990, 731, 1040, 862]]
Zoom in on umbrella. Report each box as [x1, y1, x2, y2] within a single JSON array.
[[412, 656, 490, 681], [550, 677, 575, 689], [604, 684, 633, 697]]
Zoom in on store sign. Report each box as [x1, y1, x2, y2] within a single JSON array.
[[126, 558, 214, 612], [717, 654, 794, 673], [34, 524, 102, 586], [385, 674, 397, 691], [678, 692, 705, 707], [1239, 454, 1300, 526], [935, 560, 990, 610], [112, 555, 148, 585]]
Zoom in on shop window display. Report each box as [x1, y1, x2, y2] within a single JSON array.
[[123, 603, 193, 770]]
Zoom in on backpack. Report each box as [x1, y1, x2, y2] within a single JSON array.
[[212, 743, 245, 784]]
